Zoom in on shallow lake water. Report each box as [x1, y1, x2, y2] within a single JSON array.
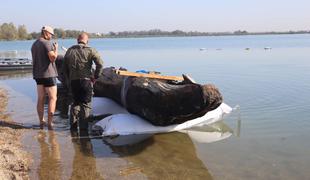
[[1, 76, 233, 179], [1, 34, 310, 179]]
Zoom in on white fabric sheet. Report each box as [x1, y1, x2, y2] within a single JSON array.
[[92, 97, 232, 136]]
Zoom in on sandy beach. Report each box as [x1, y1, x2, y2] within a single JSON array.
[[0, 88, 31, 179]]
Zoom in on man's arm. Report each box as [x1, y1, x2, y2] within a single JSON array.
[[92, 49, 103, 79], [48, 42, 58, 62]]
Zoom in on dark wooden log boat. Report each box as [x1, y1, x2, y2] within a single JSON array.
[[94, 67, 223, 126]]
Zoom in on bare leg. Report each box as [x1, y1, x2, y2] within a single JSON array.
[[36, 85, 46, 128], [45, 85, 57, 129]]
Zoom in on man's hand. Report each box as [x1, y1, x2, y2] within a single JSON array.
[[48, 42, 58, 62], [53, 42, 58, 50]]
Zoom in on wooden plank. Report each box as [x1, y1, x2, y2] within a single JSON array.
[[116, 70, 184, 81]]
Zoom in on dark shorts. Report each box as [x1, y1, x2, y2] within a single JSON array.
[[35, 77, 57, 87]]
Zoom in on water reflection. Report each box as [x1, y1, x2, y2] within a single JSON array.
[[0, 50, 30, 58], [0, 70, 32, 79], [28, 117, 234, 179], [70, 131, 104, 180], [37, 130, 61, 179], [110, 132, 213, 179], [35, 130, 105, 180], [101, 120, 234, 179]]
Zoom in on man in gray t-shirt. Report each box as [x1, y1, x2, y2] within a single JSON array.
[[31, 25, 58, 129]]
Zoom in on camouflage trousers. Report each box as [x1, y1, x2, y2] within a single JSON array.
[[70, 79, 93, 130], [70, 101, 91, 130]]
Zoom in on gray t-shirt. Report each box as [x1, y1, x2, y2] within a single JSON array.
[[31, 38, 58, 78]]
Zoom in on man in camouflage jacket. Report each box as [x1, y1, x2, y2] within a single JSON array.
[[63, 32, 103, 131]]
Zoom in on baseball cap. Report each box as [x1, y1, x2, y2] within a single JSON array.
[[42, 26, 54, 36]]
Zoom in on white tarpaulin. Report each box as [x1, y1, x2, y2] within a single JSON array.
[[92, 97, 232, 136], [92, 97, 129, 115]]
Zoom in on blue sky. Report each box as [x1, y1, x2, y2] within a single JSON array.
[[1, 0, 309, 33]]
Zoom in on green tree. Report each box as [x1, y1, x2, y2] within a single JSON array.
[[65, 30, 82, 38], [0, 23, 18, 40], [171, 30, 185, 36], [54, 28, 67, 39], [233, 30, 248, 35], [17, 25, 29, 40], [30, 32, 40, 39]]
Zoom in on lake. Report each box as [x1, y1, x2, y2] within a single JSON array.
[[1, 34, 310, 179]]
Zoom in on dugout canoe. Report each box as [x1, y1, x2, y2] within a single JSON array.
[[93, 67, 223, 126]]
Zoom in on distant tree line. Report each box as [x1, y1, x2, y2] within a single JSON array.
[[30, 28, 89, 39], [0, 22, 310, 41], [106, 29, 310, 38], [0, 23, 31, 40], [0, 22, 102, 41]]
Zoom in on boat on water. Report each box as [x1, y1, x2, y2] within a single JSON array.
[[0, 58, 32, 70]]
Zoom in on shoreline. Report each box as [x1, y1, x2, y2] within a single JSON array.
[[0, 32, 310, 42], [0, 88, 31, 179]]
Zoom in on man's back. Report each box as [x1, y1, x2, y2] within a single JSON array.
[[64, 44, 103, 81], [64, 34, 104, 131]]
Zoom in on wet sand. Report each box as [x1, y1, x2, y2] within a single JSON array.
[[0, 88, 31, 179]]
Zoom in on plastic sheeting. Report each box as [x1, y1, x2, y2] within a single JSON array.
[[92, 97, 129, 116], [92, 97, 232, 136], [101, 122, 232, 146]]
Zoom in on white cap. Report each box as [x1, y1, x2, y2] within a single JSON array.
[[42, 26, 54, 35]]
